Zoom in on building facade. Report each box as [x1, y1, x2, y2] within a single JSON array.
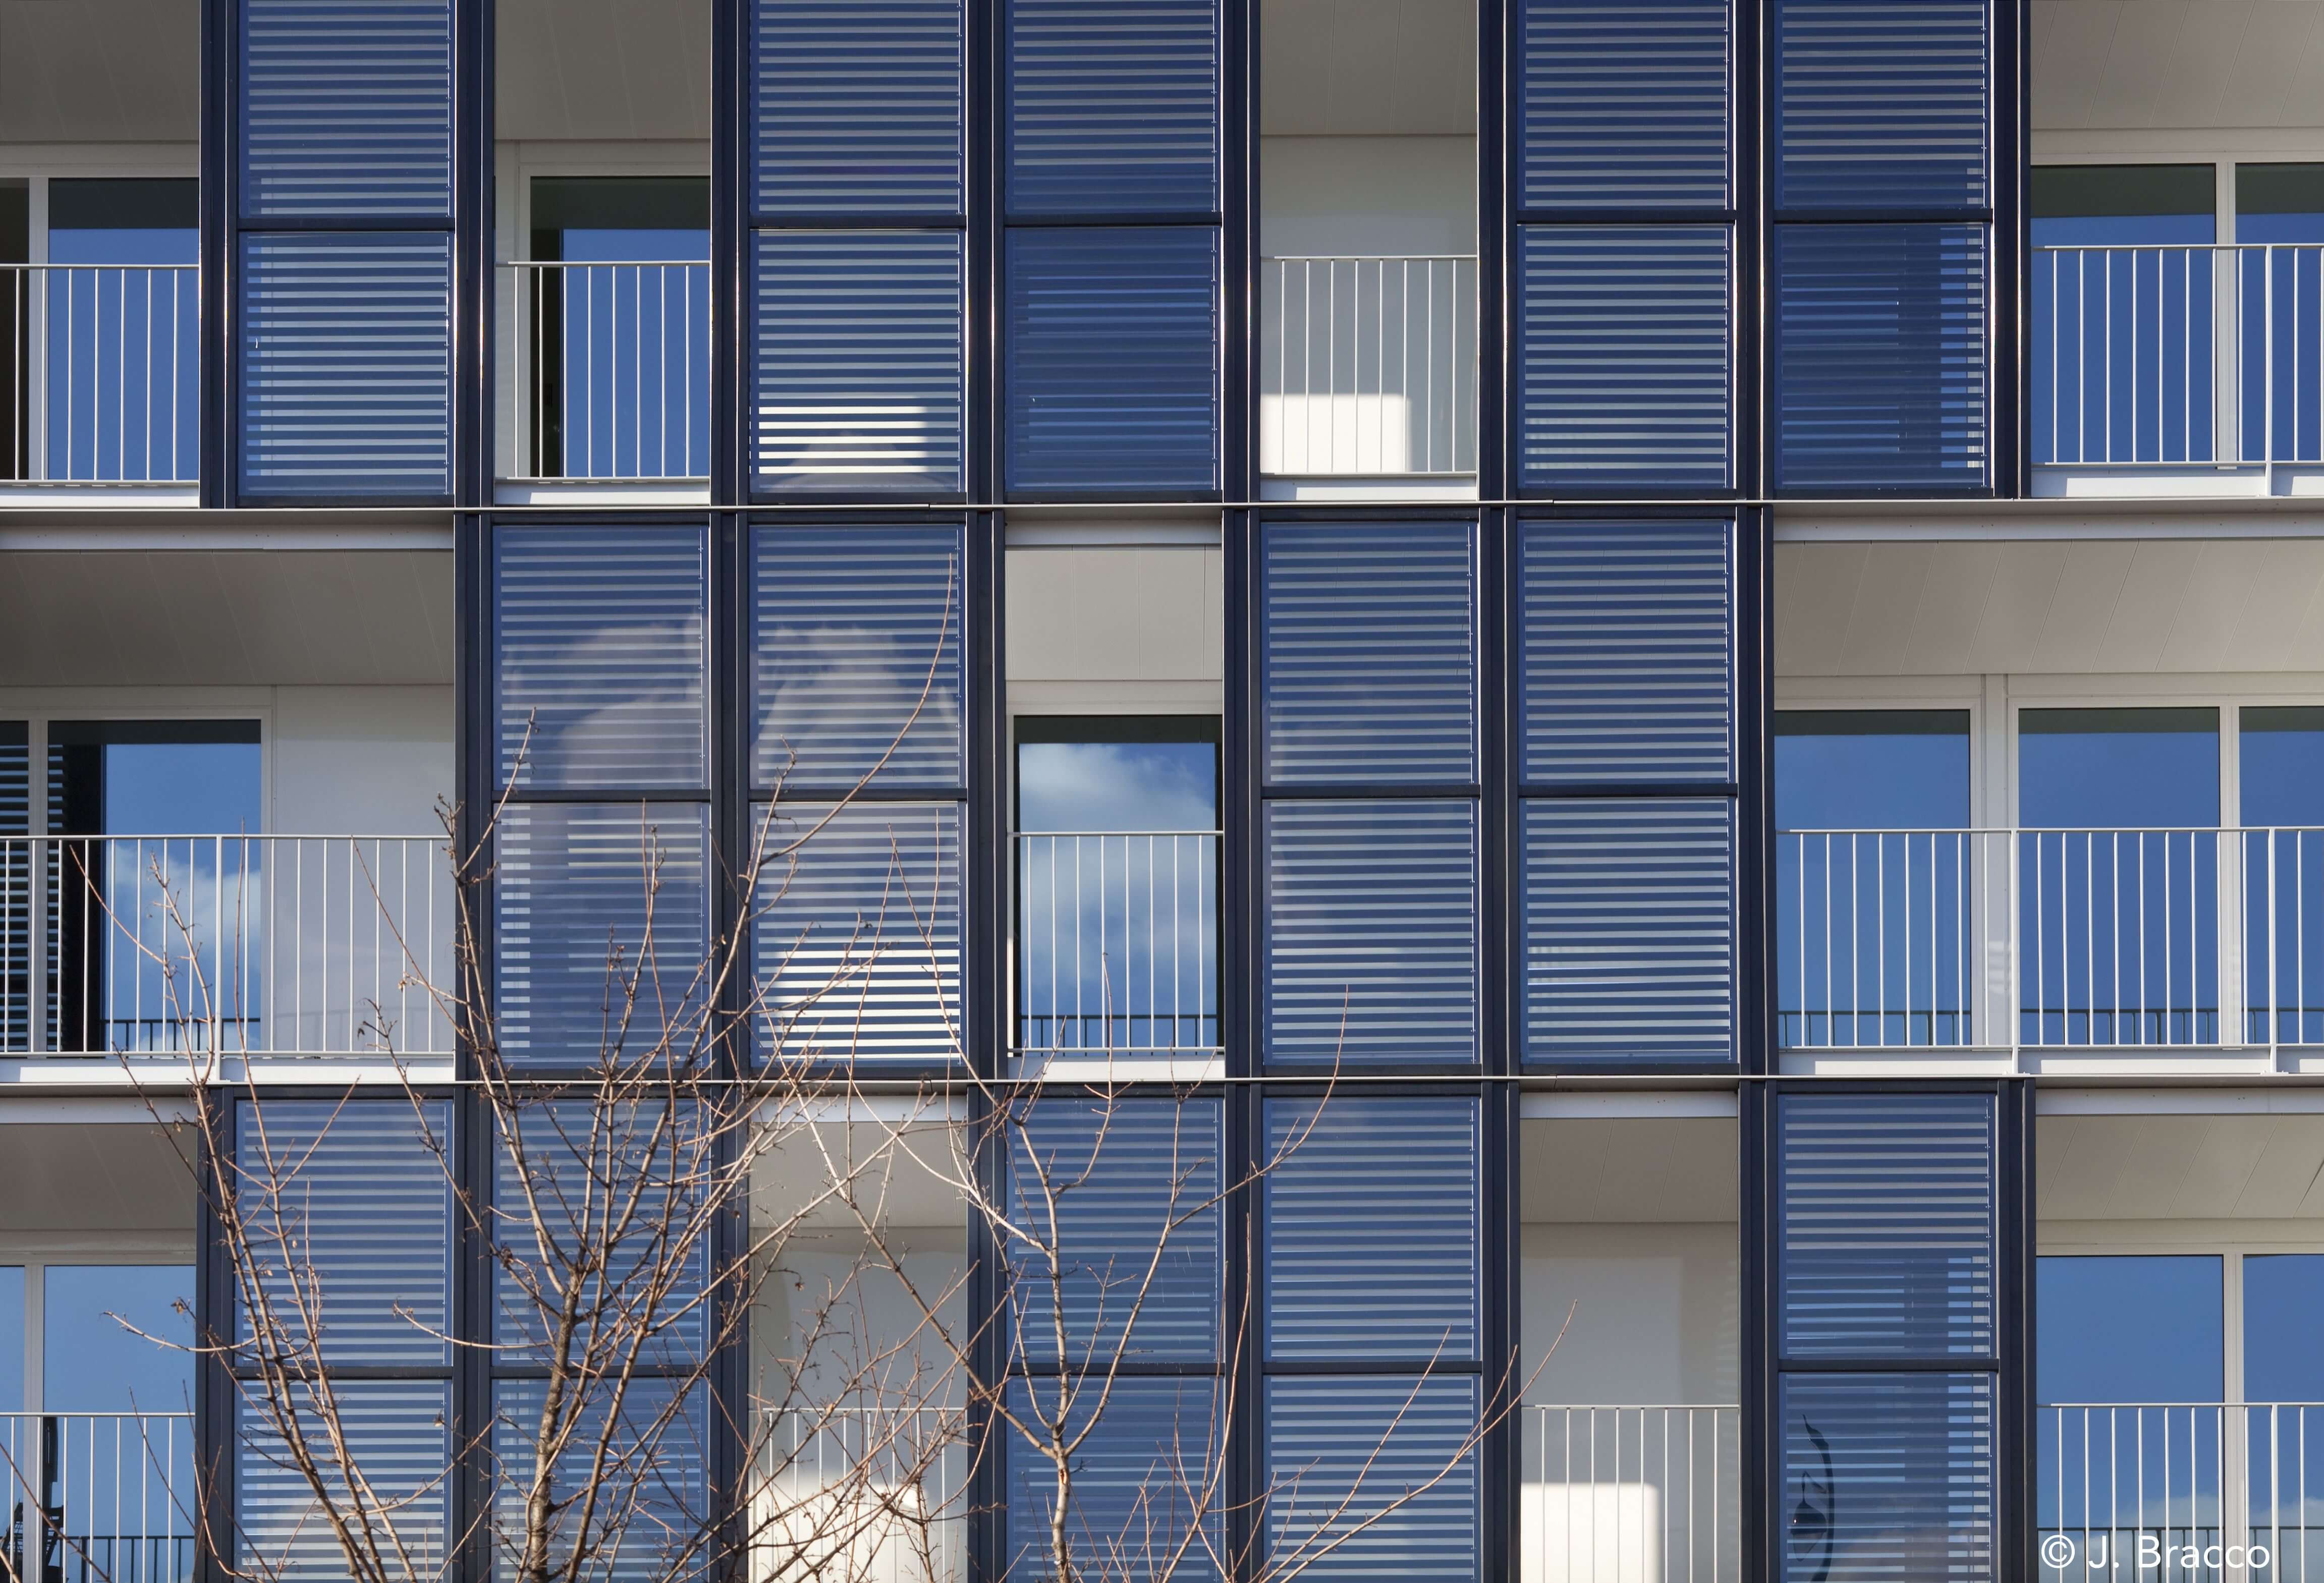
[[12, 0, 2324, 1578]]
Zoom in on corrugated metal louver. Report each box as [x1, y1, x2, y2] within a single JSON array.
[[752, 0, 964, 217], [240, 0, 452, 219], [1519, 0, 1730, 209], [1005, 0, 1218, 216]]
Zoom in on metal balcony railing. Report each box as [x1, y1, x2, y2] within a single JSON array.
[[0, 1412, 194, 1583], [2041, 1403, 2324, 1583], [1260, 255, 1479, 479], [501, 260, 710, 484], [2034, 243, 2324, 475], [1777, 827, 2324, 1058], [752, 1407, 966, 1583], [0, 835, 455, 1059], [1, 264, 199, 486], [1523, 1405, 1740, 1583], [1013, 831, 1221, 1061]]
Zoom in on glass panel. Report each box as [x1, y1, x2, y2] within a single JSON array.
[[1005, 0, 1218, 217], [2037, 1255, 2221, 1404], [239, 0, 453, 219], [1262, 1095, 1479, 1362], [1017, 721, 1219, 834], [41, 180, 199, 485], [2033, 165, 2216, 246], [752, 523, 965, 791], [41, 1265, 199, 1579], [0, 1268, 21, 1412], [2019, 708, 2220, 1047], [1777, 1092, 1995, 1360], [234, 1099, 453, 1366], [494, 525, 709, 791], [1521, 798, 1734, 1062], [1516, 226, 1732, 488], [1773, 0, 1988, 211], [1773, 223, 1988, 491], [1261, 521, 1476, 785], [752, 0, 965, 218], [1008, 1096, 1223, 1365], [1263, 799, 1478, 1065], [2242, 708, 2324, 1042], [239, 231, 453, 498], [1518, 0, 1729, 209], [1004, 228, 1220, 493], [492, 804, 712, 1066], [1263, 1374, 1480, 1581], [237, 1381, 452, 1581], [1004, 1376, 1222, 1583], [1780, 1373, 1995, 1583], [1520, 519, 1734, 785], [44, 1265, 194, 1414]]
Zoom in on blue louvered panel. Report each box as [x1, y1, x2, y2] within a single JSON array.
[[493, 1101, 709, 1368], [1010, 1097, 1222, 1365], [1260, 522, 1476, 785], [753, 524, 965, 789], [751, 0, 964, 217], [493, 1378, 710, 1583], [1264, 1375, 1480, 1581], [1005, 0, 1218, 216], [240, 0, 452, 218], [0, 727, 24, 1050], [492, 804, 711, 1065], [1774, 224, 1987, 491], [1262, 1097, 1478, 1362], [1779, 1373, 1995, 1583], [1778, 1092, 1996, 1358], [1005, 228, 1219, 492], [1521, 799, 1733, 1062], [494, 526, 707, 791], [1775, 0, 1988, 211], [1519, 0, 1729, 209], [238, 1382, 451, 1580], [1006, 1377, 1224, 1583], [752, 232, 965, 494], [1519, 519, 1733, 784], [753, 800, 963, 1064], [239, 231, 451, 498], [1516, 226, 1732, 488], [1263, 800, 1477, 1065], [235, 1099, 451, 1365]]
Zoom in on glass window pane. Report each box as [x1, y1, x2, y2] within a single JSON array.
[[1775, 710, 1970, 830], [1016, 720, 1218, 833], [2241, 706, 2324, 826], [1520, 519, 1734, 785], [2019, 707, 2220, 828], [2037, 1255, 2221, 1404], [237, 1381, 451, 1582], [239, 0, 452, 220], [1523, 798, 1734, 1062], [42, 180, 199, 483], [495, 526, 708, 791], [2238, 163, 2324, 243], [752, 0, 965, 218], [1263, 800, 1478, 1065], [2032, 165, 2215, 247], [752, 800, 963, 1064], [2243, 1255, 2324, 1402], [1261, 522, 1476, 785], [1780, 1372, 1994, 1583], [1009, 1097, 1222, 1365], [1518, 0, 1729, 210], [1773, 0, 1987, 211], [1005, 1376, 1222, 1583], [1263, 1096, 1479, 1362], [1778, 1092, 1995, 1359], [752, 524, 965, 790], [43, 1264, 194, 1414], [0, 1268, 20, 1412], [1264, 1375, 1480, 1582], [1005, 0, 1218, 217], [493, 804, 711, 1066]]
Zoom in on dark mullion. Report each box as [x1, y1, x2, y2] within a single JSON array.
[[1738, 505, 1773, 1078], [198, 0, 231, 511]]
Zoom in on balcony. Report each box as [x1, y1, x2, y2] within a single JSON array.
[[498, 259, 710, 499], [1522, 1404, 1740, 1583], [0, 1411, 194, 1583], [2042, 1403, 2324, 1583], [0, 835, 454, 1060], [1, 264, 200, 500], [2033, 244, 2324, 496], [1778, 827, 2324, 1071], [753, 1406, 966, 1583], [1259, 255, 1479, 498]]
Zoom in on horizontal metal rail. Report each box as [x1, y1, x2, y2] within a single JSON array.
[[1523, 1404, 1739, 1583], [2041, 1403, 2324, 1583], [0, 1412, 194, 1583], [501, 259, 710, 483], [1778, 827, 2324, 1057], [2034, 243, 2324, 472], [1012, 831, 1222, 1059], [0, 835, 454, 1058], [1, 264, 198, 486], [1260, 254, 1479, 478], [753, 1406, 965, 1583]]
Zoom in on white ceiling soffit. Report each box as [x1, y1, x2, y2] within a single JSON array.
[[1260, 0, 1477, 137], [0, 549, 455, 688], [0, 0, 198, 144], [1519, 1116, 1740, 1224], [2034, 0, 2324, 136], [2040, 1111, 2324, 1221], [1776, 537, 2324, 679], [496, 0, 713, 142], [0, 1122, 195, 1233]]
